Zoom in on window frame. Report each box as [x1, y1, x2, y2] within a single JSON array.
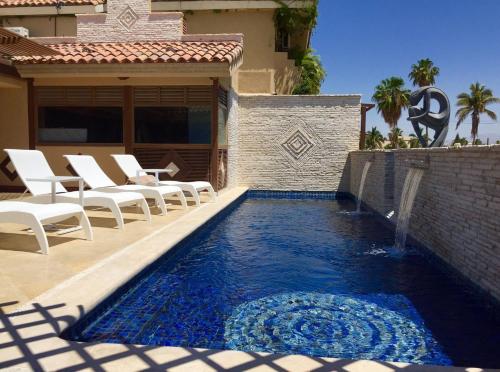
[[35, 86, 125, 147]]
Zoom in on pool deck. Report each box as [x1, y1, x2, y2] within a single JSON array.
[[0, 188, 487, 372]]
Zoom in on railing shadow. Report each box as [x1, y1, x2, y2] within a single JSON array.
[[0, 301, 453, 371]]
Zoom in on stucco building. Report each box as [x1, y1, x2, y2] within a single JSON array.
[[0, 0, 361, 193]]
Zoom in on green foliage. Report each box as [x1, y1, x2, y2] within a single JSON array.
[[292, 49, 326, 95], [408, 134, 421, 148], [409, 58, 440, 87], [384, 127, 408, 149], [451, 134, 469, 146], [372, 77, 411, 132], [365, 127, 385, 150], [456, 82, 500, 143], [473, 139, 483, 145], [273, 0, 318, 35], [273, 1, 324, 95]]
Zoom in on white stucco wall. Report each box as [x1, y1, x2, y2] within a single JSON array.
[[231, 94, 361, 191]]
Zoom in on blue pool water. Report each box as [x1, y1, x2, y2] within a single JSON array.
[[66, 195, 500, 367]]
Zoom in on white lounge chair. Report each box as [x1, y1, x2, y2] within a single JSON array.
[[0, 201, 92, 254], [64, 155, 187, 215], [5, 149, 151, 230], [111, 154, 216, 207]]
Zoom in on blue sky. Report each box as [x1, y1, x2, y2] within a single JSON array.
[[311, 0, 500, 143]]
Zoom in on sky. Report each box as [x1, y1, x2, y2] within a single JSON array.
[[311, 0, 500, 143]]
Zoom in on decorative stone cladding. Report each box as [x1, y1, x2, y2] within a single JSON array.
[[233, 94, 361, 191], [226, 88, 239, 189], [349, 150, 395, 216], [350, 146, 500, 301], [77, 0, 184, 43]]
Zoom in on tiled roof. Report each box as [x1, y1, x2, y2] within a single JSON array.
[[12, 40, 243, 64], [0, 0, 275, 8], [0, 0, 103, 6]]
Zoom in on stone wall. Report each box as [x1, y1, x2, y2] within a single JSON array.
[[350, 146, 500, 301], [233, 94, 361, 191], [226, 89, 239, 189], [77, 0, 184, 43]]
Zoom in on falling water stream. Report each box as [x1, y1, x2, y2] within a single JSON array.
[[395, 167, 425, 249], [356, 161, 372, 213]]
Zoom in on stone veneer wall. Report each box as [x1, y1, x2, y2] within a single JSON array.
[[232, 94, 360, 191], [226, 89, 239, 189], [350, 146, 500, 301], [77, 0, 184, 43]]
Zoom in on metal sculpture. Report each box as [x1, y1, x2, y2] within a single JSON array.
[[407, 86, 450, 147]]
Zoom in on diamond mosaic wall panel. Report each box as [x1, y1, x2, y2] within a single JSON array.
[[281, 130, 315, 161], [158, 150, 191, 180], [275, 119, 323, 168], [0, 156, 18, 182], [117, 5, 139, 30]]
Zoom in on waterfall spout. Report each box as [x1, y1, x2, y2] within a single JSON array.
[[395, 167, 425, 249], [356, 161, 372, 213]]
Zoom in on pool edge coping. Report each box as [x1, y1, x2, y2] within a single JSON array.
[[0, 188, 484, 372]]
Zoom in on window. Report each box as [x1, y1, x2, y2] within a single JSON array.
[[37, 107, 123, 144], [135, 107, 211, 144], [275, 28, 290, 52]]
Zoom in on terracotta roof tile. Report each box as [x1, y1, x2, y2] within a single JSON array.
[[11, 40, 243, 64], [0, 0, 103, 6]]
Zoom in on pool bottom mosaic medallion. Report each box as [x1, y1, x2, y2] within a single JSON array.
[[224, 292, 449, 364]]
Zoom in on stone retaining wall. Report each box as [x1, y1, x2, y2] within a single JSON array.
[[350, 146, 500, 301]]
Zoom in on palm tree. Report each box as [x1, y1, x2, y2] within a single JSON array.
[[409, 134, 421, 148], [365, 127, 384, 149], [372, 77, 411, 148], [385, 127, 408, 149], [408, 58, 440, 87], [456, 82, 500, 144], [451, 134, 468, 146], [292, 49, 326, 95]]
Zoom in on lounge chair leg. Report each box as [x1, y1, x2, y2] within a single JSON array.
[[109, 202, 125, 230], [178, 192, 188, 209], [139, 199, 152, 222], [191, 188, 201, 207], [76, 211, 93, 241], [208, 186, 217, 202], [156, 197, 168, 216], [29, 217, 49, 255]]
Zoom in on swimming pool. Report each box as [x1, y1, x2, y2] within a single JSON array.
[[65, 193, 500, 367]]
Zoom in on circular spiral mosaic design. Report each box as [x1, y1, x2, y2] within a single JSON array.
[[224, 292, 444, 363]]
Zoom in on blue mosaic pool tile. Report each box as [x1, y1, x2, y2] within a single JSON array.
[[246, 190, 351, 200], [62, 195, 500, 368]]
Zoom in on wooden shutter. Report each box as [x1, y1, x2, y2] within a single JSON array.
[[36, 87, 124, 106]]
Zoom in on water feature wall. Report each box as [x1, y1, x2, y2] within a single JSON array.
[[349, 146, 500, 301], [232, 94, 360, 191], [356, 161, 372, 212], [394, 167, 425, 249]]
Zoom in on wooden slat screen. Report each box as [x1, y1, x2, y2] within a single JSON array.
[[36, 86, 124, 106], [134, 86, 211, 106], [217, 149, 228, 190], [218, 87, 228, 108], [187, 87, 212, 106], [133, 147, 211, 182], [160, 87, 186, 105], [134, 87, 160, 105]]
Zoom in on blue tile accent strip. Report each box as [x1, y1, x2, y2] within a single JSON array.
[[247, 190, 351, 200]]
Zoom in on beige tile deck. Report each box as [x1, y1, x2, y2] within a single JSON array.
[[0, 189, 486, 371], [0, 192, 206, 314]]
